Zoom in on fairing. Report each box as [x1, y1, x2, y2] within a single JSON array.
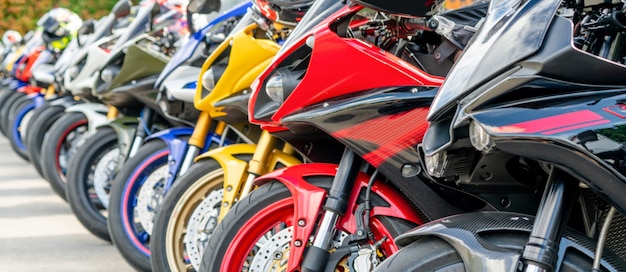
[[469, 90, 626, 214], [250, 4, 444, 130], [193, 23, 281, 120], [154, 0, 251, 88], [428, 0, 559, 121]]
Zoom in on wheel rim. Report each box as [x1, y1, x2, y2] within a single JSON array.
[[92, 147, 120, 209], [54, 119, 88, 182], [165, 169, 224, 272], [120, 149, 168, 256], [136, 164, 169, 235], [219, 194, 398, 271], [184, 174, 224, 271], [221, 198, 296, 271]]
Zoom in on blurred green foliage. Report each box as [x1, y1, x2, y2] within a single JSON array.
[[0, 0, 119, 36]]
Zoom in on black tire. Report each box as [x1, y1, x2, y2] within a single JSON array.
[[108, 140, 170, 272], [150, 158, 240, 272], [201, 179, 415, 271], [40, 112, 89, 200], [7, 95, 35, 161], [0, 88, 18, 136], [373, 230, 622, 271], [25, 103, 66, 178], [66, 126, 119, 242], [0, 91, 26, 136]]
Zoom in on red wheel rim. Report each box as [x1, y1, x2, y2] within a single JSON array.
[[220, 197, 295, 271]]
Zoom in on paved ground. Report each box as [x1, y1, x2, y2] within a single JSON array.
[[0, 136, 134, 271]]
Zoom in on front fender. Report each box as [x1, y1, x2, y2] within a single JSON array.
[[196, 143, 257, 217], [99, 117, 138, 163], [145, 127, 194, 189], [196, 143, 303, 218], [393, 211, 623, 272], [254, 163, 424, 271], [65, 103, 109, 135]]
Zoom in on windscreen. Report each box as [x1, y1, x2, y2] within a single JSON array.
[[278, 0, 346, 53], [428, 0, 561, 120]]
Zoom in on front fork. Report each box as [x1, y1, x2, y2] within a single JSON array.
[[153, 111, 225, 192], [519, 168, 579, 272], [302, 148, 363, 272]]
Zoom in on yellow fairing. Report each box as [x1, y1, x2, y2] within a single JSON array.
[[194, 23, 280, 115], [194, 143, 302, 219], [4, 45, 25, 72]]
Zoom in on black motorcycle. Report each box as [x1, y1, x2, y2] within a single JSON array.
[[376, 0, 626, 271]]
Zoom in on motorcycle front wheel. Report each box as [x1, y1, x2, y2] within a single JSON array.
[[7, 95, 35, 161], [150, 157, 239, 272], [25, 103, 67, 178], [108, 140, 169, 272], [201, 179, 415, 271], [0, 91, 25, 137], [66, 126, 119, 242], [40, 111, 89, 200]]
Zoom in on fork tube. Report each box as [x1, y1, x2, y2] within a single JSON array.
[[520, 169, 578, 272], [302, 148, 362, 272]]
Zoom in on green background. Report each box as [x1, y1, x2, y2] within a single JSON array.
[[0, 0, 119, 36]]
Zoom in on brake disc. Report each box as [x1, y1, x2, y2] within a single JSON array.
[[136, 165, 168, 234], [249, 227, 348, 271], [184, 188, 223, 270], [59, 126, 88, 170], [92, 148, 120, 209]]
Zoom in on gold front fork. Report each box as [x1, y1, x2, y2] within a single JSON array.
[[239, 130, 278, 197], [188, 111, 214, 149], [44, 84, 56, 99], [106, 105, 119, 120]]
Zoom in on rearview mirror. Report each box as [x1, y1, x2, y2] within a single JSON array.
[[78, 20, 96, 35], [188, 0, 221, 14], [112, 0, 132, 18]]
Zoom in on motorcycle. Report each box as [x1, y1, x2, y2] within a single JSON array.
[[148, 3, 301, 271], [102, 0, 252, 270], [376, 0, 626, 271], [38, 0, 174, 201], [201, 0, 488, 271], [24, 0, 133, 180], [63, 0, 248, 246]]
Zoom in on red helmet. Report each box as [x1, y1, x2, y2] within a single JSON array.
[[253, 0, 313, 26]]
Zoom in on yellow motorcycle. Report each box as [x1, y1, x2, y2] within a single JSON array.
[[150, 9, 302, 272]]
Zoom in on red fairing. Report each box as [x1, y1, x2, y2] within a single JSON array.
[[334, 106, 430, 167], [14, 46, 45, 82], [248, 4, 445, 130], [254, 163, 424, 271]]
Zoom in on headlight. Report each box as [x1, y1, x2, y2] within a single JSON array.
[[101, 68, 116, 83], [469, 121, 494, 153], [265, 74, 284, 103], [425, 151, 448, 178], [201, 68, 216, 92]]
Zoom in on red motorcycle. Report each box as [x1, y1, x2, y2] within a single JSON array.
[[202, 0, 488, 271]]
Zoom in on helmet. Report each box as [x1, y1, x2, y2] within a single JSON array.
[[253, 0, 313, 26], [2, 30, 22, 47], [36, 8, 82, 51]]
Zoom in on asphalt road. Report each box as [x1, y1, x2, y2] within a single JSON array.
[[0, 136, 134, 271]]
